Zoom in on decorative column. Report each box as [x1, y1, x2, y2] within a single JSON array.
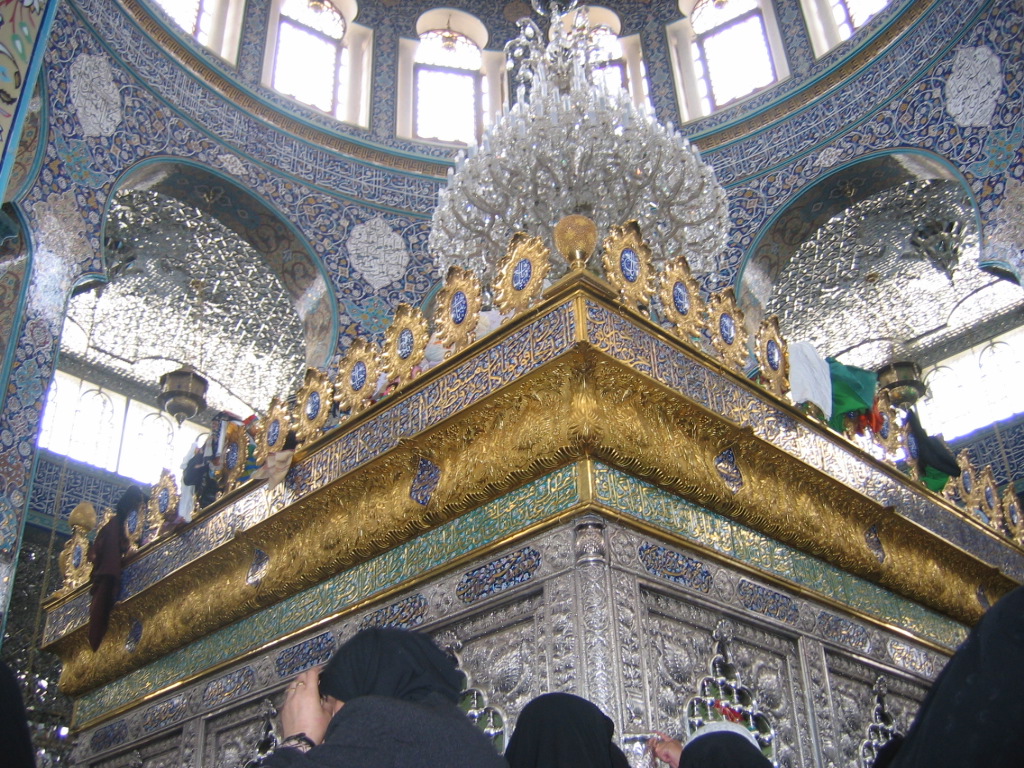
[[574, 515, 619, 723]]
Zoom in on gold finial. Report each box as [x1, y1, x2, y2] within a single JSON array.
[[553, 214, 598, 271]]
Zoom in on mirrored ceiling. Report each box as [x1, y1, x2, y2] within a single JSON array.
[[61, 190, 307, 419], [762, 179, 1024, 371]]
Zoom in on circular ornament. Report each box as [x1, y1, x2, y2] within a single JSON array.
[[706, 288, 749, 372], [493, 233, 551, 318], [383, 303, 429, 385], [953, 449, 982, 509], [754, 316, 789, 398], [977, 465, 1003, 532], [433, 266, 483, 353], [601, 221, 655, 308], [658, 258, 706, 343], [122, 504, 140, 552], [512, 259, 532, 291], [719, 313, 735, 344], [256, 396, 292, 465], [871, 390, 902, 456], [1003, 487, 1023, 544], [336, 339, 382, 416], [147, 470, 180, 539], [294, 368, 334, 445], [620, 248, 640, 283], [72, 544, 83, 569], [451, 291, 468, 324], [397, 330, 414, 360], [220, 421, 249, 490]]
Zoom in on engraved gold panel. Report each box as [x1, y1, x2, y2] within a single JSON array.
[[601, 221, 655, 309], [433, 266, 483, 354], [754, 315, 789, 398], [383, 304, 429, 385], [493, 233, 551, 318], [335, 339, 382, 415], [294, 368, 334, 444], [657, 257, 706, 343], [255, 397, 292, 465], [706, 288, 749, 372]]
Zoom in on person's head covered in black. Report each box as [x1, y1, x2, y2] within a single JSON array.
[[317, 626, 465, 705], [505, 692, 631, 768], [114, 485, 147, 523]]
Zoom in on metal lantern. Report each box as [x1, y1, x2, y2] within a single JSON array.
[[877, 361, 926, 407], [158, 365, 209, 425]]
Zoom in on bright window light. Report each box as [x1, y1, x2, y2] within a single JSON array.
[[151, 0, 201, 36], [916, 326, 1024, 441], [38, 370, 208, 485], [413, 28, 484, 145]]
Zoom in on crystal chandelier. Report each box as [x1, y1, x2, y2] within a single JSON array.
[[429, 1, 728, 285]]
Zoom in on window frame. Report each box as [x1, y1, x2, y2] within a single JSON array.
[[263, 0, 372, 127], [396, 10, 505, 147], [148, 0, 244, 64], [668, 0, 789, 122], [412, 59, 486, 145], [801, 0, 893, 57]]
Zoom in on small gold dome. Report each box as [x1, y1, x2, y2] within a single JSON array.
[[69, 502, 98, 531]]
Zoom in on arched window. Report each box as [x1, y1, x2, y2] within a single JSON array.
[[148, 0, 244, 63], [265, 0, 372, 126], [802, 0, 893, 56], [667, 0, 788, 121], [397, 10, 505, 146], [567, 7, 651, 109], [414, 27, 485, 145]]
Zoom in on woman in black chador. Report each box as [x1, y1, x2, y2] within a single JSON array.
[[267, 627, 506, 768], [87, 486, 145, 651], [505, 692, 631, 768]]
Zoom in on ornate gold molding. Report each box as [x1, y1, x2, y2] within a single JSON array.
[[45, 279, 1017, 699]]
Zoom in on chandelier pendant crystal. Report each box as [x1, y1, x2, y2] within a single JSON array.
[[429, 1, 729, 286]]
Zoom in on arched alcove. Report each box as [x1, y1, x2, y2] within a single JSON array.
[[60, 160, 337, 419], [738, 150, 1024, 371]]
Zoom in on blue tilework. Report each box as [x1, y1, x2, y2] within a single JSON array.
[[200, 667, 256, 709], [737, 578, 801, 625], [89, 719, 128, 753], [638, 542, 713, 593], [140, 694, 188, 734], [275, 632, 335, 678], [359, 594, 428, 630], [455, 547, 541, 604], [815, 611, 871, 652]]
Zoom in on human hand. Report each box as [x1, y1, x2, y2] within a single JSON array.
[[646, 731, 683, 768], [279, 667, 335, 745]]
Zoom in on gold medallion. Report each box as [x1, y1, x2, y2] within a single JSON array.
[[433, 266, 483, 354], [493, 233, 551, 318]]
